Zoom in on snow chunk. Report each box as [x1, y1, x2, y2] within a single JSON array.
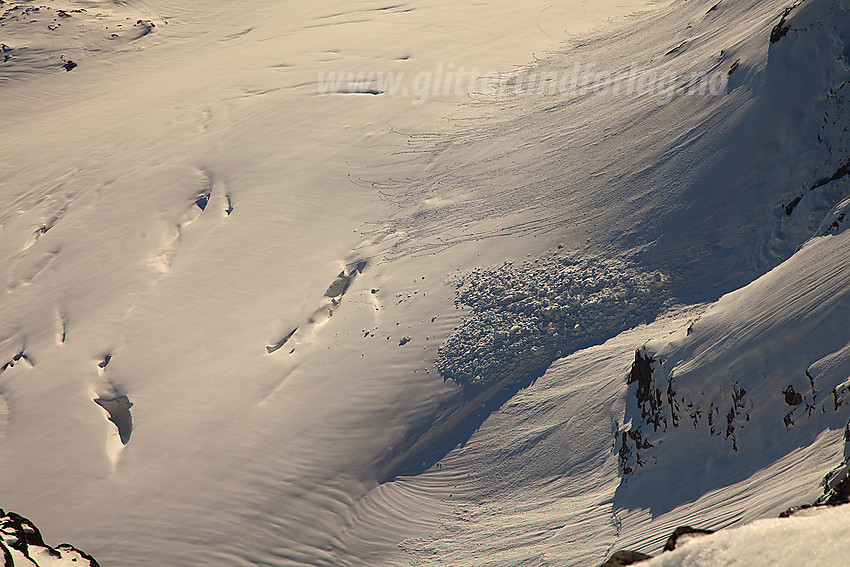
[[435, 255, 668, 392]]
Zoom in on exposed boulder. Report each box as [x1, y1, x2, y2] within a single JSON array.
[[599, 550, 653, 566], [663, 525, 715, 551]]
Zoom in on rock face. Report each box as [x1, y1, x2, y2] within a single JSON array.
[[0, 509, 100, 566]]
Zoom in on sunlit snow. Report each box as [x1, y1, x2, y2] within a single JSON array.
[[1, 0, 849, 565]]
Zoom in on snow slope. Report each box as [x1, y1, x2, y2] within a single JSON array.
[[645, 503, 850, 566], [1, 0, 849, 565]]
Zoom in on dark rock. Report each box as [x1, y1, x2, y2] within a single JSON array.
[[728, 59, 740, 76], [0, 509, 100, 565], [1, 539, 13, 566], [663, 525, 715, 551], [779, 504, 812, 518], [600, 550, 652, 566], [629, 349, 666, 430], [769, 6, 794, 44], [810, 157, 850, 191], [784, 195, 802, 215], [824, 470, 850, 506], [56, 544, 101, 567], [62, 59, 77, 72], [784, 412, 795, 428], [783, 385, 803, 406]]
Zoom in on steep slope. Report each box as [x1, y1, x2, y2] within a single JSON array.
[[378, 0, 850, 565]]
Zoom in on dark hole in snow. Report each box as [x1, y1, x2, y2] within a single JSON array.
[[94, 396, 133, 444], [266, 328, 297, 353], [195, 191, 210, 211], [324, 261, 367, 298]]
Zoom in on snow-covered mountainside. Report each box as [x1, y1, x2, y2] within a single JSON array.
[[1, 0, 849, 565]]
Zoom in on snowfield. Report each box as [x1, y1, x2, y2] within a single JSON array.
[[1, 0, 849, 565]]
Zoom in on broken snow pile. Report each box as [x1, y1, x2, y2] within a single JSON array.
[[436, 254, 668, 392]]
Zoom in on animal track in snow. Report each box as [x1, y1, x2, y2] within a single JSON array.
[[265, 259, 368, 354]]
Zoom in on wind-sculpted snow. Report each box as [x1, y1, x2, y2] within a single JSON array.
[[436, 254, 668, 392], [2, 0, 850, 565]]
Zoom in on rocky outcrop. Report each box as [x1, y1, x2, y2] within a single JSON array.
[[781, 458, 850, 516], [0, 509, 100, 566]]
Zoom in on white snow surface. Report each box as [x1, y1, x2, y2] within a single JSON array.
[[645, 503, 850, 566], [1, 0, 849, 565]]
